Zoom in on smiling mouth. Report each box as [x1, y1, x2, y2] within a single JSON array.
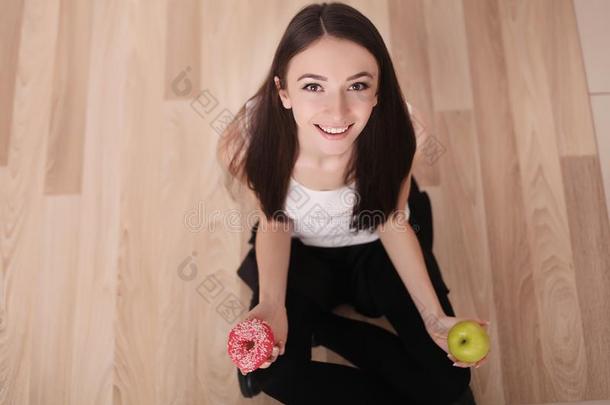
[[314, 123, 354, 135]]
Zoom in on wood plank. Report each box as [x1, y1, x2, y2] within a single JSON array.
[[560, 155, 610, 399], [388, 0, 440, 186], [0, 0, 61, 404], [112, 1, 167, 404], [462, 0, 534, 403], [44, 0, 93, 195], [422, 0, 473, 111], [30, 196, 80, 403], [67, 1, 130, 403], [498, 0, 587, 401], [164, 0, 200, 100], [349, 0, 392, 51], [0, 0, 24, 166], [590, 95, 610, 222], [573, 0, 610, 93], [541, 0, 597, 157], [159, 99, 234, 404], [432, 110, 497, 405]]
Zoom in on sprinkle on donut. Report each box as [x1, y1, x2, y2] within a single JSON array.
[[227, 318, 275, 374]]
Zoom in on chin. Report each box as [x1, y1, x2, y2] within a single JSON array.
[[315, 130, 354, 145]]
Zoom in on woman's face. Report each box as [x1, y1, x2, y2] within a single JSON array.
[[274, 36, 379, 164]]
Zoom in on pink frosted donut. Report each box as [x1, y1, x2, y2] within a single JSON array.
[[227, 318, 275, 374]]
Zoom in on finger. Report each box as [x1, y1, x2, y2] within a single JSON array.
[[268, 346, 280, 363], [261, 347, 280, 368], [448, 354, 465, 367], [475, 355, 487, 368], [447, 353, 476, 368], [278, 341, 285, 355], [450, 358, 469, 367]]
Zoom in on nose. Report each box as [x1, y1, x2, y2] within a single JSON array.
[[325, 92, 350, 124]]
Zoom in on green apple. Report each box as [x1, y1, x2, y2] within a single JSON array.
[[447, 320, 490, 363]]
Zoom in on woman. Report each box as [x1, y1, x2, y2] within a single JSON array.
[[219, 2, 489, 404]]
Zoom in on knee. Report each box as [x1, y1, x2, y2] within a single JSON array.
[[409, 367, 471, 404], [443, 367, 471, 403], [250, 355, 303, 403]]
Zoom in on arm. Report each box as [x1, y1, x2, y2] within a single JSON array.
[[241, 203, 292, 363], [217, 116, 292, 306], [377, 102, 445, 326], [377, 174, 446, 327], [254, 203, 293, 306]]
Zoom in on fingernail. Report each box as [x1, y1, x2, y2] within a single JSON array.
[[452, 362, 457, 366]]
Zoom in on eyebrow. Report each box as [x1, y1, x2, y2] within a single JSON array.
[[296, 71, 374, 82]]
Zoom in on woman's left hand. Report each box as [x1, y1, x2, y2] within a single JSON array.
[[425, 315, 491, 369]]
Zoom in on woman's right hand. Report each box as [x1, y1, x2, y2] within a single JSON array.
[[240, 299, 288, 374]]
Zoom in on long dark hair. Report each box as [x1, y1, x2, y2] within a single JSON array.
[[219, 2, 416, 233]]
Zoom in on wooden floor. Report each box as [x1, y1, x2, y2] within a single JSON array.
[[1, 0, 609, 404]]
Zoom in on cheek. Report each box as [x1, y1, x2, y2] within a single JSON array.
[[289, 98, 320, 125], [291, 105, 317, 127], [350, 101, 375, 123], [351, 90, 377, 105], [296, 95, 327, 111]]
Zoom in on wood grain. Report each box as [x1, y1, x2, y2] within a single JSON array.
[[44, 0, 93, 195], [0, 1, 608, 404], [499, 0, 587, 401], [389, 0, 441, 186], [0, 0, 25, 166]]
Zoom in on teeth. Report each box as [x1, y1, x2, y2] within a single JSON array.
[[318, 124, 350, 134]]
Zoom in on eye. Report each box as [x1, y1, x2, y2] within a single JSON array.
[[301, 82, 371, 93], [302, 83, 322, 92], [350, 82, 370, 91]]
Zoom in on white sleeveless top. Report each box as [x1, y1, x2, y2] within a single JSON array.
[[283, 176, 410, 247]]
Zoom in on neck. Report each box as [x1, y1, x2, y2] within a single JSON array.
[[297, 143, 355, 171]]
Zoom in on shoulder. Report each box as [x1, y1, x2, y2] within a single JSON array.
[[406, 101, 429, 164], [217, 97, 260, 185], [392, 100, 418, 217]]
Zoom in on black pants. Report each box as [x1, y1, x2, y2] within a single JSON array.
[[236, 178, 471, 404]]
